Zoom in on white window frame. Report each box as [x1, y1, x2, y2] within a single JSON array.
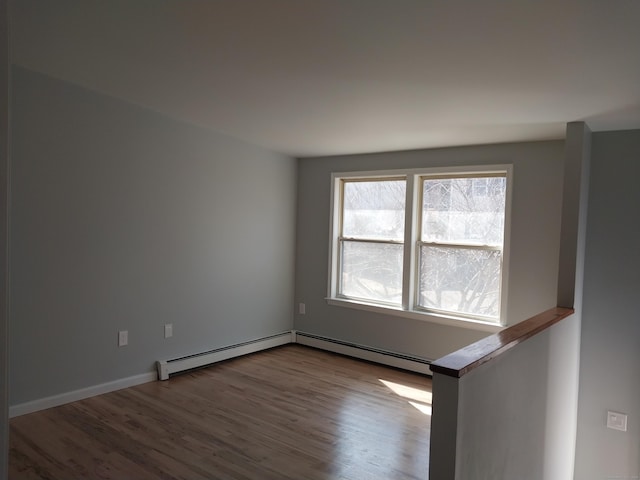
[[327, 165, 513, 332]]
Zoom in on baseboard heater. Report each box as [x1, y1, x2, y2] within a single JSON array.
[[293, 331, 433, 375], [156, 331, 294, 380], [157, 330, 432, 380]]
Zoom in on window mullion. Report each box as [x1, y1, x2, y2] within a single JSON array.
[[402, 174, 418, 310]]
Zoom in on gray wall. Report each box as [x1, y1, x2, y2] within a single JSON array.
[[575, 130, 640, 479], [9, 67, 296, 406], [429, 320, 576, 480], [1, 0, 9, 477], [455, 319, 577, 480], [544, 122, 590, 479], [295, 142, 564, 360], [457, 329, 549, 480], [430, 316, 581, 480]]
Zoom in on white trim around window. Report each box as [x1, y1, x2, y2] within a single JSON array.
[[327, 165, 513, 331]]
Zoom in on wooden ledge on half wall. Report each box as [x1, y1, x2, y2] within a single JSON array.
[[430, 307, 575, 378]]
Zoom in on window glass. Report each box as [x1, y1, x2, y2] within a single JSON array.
[[343, 180, 406, 240], [417, 245, 502, 318], [422, 176, 506, 245], [340, 241, 404, 304]]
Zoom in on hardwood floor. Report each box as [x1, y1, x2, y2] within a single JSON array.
[[9, 344, 432, 479]]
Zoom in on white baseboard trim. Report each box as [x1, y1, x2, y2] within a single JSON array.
[[293, 331, 433, 375], [9, 371, 157, 418]]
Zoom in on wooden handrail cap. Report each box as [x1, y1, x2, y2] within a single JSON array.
[[430, 307, 574, 378]]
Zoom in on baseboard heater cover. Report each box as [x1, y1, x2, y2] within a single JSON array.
[[156, 331, 293, 380], [157, 330, 432, 381], [293, 331, 433, 375]]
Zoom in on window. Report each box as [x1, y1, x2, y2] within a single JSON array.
[[328, 167, 511, 326]]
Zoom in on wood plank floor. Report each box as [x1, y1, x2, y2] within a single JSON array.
[[9, 344, 432, 480]]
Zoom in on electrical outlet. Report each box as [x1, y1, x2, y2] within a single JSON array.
[[118, 330, 128, 347], [299, 303, 306, 314], [607, 411, 628, 431], [164, 323, 173, 338]]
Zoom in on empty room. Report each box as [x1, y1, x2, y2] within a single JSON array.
[[2, 1, 640, 479]]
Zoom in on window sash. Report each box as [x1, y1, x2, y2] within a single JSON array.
[[337, 238, 405, 306]]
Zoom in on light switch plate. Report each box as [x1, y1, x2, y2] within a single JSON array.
[[118, 330, 128, 347], [607, 411, 628, 431]]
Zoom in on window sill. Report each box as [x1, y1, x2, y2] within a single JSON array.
[[326, 297, 505, 333]]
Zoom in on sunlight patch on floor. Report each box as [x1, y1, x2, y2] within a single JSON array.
[[408, 401, 433, 415], [379, 379, 432, 415]]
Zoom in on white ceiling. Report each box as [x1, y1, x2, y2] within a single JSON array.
[[10, 0, 640, 157]]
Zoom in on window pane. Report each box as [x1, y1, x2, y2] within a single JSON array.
[[417, 246, 501, 319], [343, 180, 406, 240], [340, 240, 403, 304], [422, 176, 506, 245]]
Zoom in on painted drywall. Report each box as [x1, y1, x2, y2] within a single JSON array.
[[574, 130, 640, 479], [455, 326, 551, 480], [295, 142, 564, 360], [543, 314, 582, 480], [9, 67, 296, 406], [429, 316, 582, 480], [0, 0, 9, 477], [428, 373, 458, 480], [542, 122, 590, 480]]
